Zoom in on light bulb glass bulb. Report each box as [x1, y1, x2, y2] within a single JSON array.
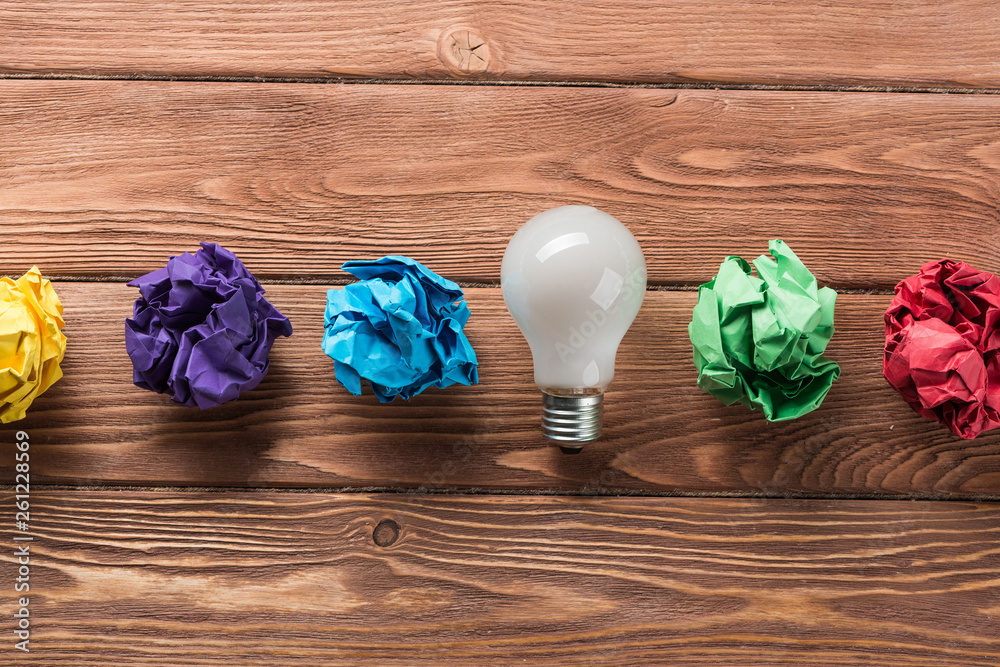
[[501, 205, 647, 450]]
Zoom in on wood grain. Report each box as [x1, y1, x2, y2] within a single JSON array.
[[2, 283, 998, 497], [3, 1, 1000, 88], [2, 81, 1000, 289], [2, 491, 998, 665]]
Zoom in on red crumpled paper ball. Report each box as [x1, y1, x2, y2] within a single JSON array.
[[884, 259, 1000, 439]]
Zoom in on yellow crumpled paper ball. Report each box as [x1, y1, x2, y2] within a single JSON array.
[[0, 267, 66, 423]]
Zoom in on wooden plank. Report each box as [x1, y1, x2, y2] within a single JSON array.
[[2, 491, 998, 665], [3, 283, 998, 497], [2, 1, 1000, 88], [3, 82, 1000, 289]]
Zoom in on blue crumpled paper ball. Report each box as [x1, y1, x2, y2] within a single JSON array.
[[322, 256, 479, 402], [125, 242, 293, 409]]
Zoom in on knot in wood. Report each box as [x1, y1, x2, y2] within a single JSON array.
[[373, 519, 400, 547], [438, 27, 491, 75]]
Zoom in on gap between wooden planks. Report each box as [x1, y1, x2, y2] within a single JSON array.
[[2, 81, 999, 289], [2, 1, 1000, 88], [3, 283, 998, 497], [1, 490, 998, 666]]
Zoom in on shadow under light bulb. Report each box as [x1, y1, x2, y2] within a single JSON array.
[[501, 205, 647, 452]]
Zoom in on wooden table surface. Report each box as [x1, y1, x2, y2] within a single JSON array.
[[2, 2, 999, 665]]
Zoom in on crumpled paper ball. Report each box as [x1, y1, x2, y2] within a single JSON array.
[[125, 242, 292, 408], [323, 255, 478, 402], [884, 259, 1000, 439], [689, 239, 841, 421], [0, 267, 66, 423]]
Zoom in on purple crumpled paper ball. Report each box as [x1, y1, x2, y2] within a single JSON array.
[[125, 242, 292, 408]]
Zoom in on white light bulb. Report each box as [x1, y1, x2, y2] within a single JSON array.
[[501, 205, 647, 451]]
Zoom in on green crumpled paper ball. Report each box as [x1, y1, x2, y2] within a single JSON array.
[[688, 239, 841, 421]]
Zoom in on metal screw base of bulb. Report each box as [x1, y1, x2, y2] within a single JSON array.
[[542, 392, 603, 447]]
